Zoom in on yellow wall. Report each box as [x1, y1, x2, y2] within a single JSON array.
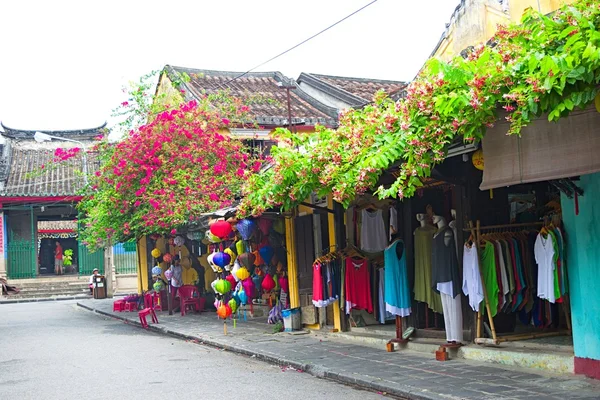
[[136, 236, 149, 293], [433, 0, 574, 62]]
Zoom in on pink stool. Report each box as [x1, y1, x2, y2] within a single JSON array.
[[113, 299, 125, 312], [125, 301, 138, 312], [139, 307, 158, 328]]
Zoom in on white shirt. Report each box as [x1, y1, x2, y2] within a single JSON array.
[[534, 233, 556, 303], [462, 244, 484, 311], [389, 207, 398, 242], [360, 209, 387, 252]]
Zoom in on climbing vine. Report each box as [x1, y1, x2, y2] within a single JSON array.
[[238, 0, 600, 216]]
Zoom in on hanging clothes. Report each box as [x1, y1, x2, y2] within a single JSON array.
[[481, 242, 499, 318], [431, 226, 461, 298], [312, 259, 341, 308], [345, 257, 373, 314], [378, 268, 394, 323], [312, 262, 327, 307], [441, 293, 463, 342], [384, 240, 411, 317], [462, 244, 484, 311], [389, 207, 398, 242], [413, 226, 443, 314], [534, 232, 556, 304], [360, 209, 387, 253]]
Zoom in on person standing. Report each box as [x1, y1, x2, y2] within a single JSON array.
[[55, 241, 64, 275], [169, 256, 183, 301]]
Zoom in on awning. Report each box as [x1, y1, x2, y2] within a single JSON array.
[[480, 106, 600, 190]]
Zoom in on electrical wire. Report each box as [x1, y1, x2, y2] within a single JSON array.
[[218, 0, 379, 88]]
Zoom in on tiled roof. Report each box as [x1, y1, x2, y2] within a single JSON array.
[[0, 123, 107, 140], [165, 65, 339, 127], [0, 143, 99, 197], [298, 73, 407, 107]]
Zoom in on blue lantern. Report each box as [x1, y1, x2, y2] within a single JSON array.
[[259, 246, 274, 265], [212, 252, 231, 268], [236, 219, 257, 240]]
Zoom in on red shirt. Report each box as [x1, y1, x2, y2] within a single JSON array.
[[55, 244, 63, 260], [345, 257, 372, 313]]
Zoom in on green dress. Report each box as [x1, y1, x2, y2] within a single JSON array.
[[414, 226, 443, 314], [481, 241, 499, 318]]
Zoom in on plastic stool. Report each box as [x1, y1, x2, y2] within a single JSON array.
[[125, 301, 138, 312], [139, 307, 159, 329], [113, 299, 125, 312]]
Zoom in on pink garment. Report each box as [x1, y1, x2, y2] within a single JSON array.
[[312, 263, 325, 307], [345, 258, 372, 314]]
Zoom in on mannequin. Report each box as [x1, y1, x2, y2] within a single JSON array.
[[431, 215, 463, 344], [413, 213, 443, 315]]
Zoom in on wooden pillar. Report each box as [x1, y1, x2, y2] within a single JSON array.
[[328, 196, 342, 332], [136, 235, 149, 294]]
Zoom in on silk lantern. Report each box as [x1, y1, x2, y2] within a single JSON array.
[[207, 232, 222, 243], [238, 289, 248, 305], [259, 246, 274, 265], [252, 274, 263, 292], [151, 266, 162, 275], [237, 253, 255, 269], [174, 236, 185, 247], [224, 248, 236, 264], [214, 279, 231, 295], [235, 240, 245, 256], [279, 275, 289, 293], [236, 219, 256, 240], [242, 278, 255, 299], [153, 281, 163, 291], [217, 303, 232, 319], [213, 252, 231, 268], [225, 274, 237, 290], [228, 298, 238, 313], [261, 274, 275, 292], [151, 248, 161, 258], [163, 253, 173, 263], [210, 220, 232, 239], [236, 267, 250, 281], [258, 218, 273, 235], [231, 261, 241, 281]]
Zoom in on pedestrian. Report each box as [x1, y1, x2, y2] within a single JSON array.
[[88, 268, 99, 294], [55, 241, 64, 275], [169, 256, 183, 301]]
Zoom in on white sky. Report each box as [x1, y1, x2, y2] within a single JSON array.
[[0, 0, 460, 131]]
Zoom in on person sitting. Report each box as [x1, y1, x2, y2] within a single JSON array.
[[89, 268, 99, 294]]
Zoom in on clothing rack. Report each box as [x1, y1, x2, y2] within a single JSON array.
[[464, 220, 571, 345]]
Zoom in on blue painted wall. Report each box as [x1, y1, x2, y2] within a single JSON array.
[[562, 172, 600, 361]]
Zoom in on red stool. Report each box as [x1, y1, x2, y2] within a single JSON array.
[[125, 301, 138, 312], [138, 307, 158, 329], [113, 299, 125, 312]]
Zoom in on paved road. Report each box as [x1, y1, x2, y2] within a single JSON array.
[[0, 301, 387, 400]]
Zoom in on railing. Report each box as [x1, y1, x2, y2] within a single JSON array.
[[113, 241, 137, 274], [78, 242, 104, 276]]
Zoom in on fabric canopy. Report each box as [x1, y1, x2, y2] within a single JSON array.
[[480, 106, 600, 190]]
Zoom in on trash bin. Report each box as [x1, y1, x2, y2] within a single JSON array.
[[93, 275, 107, 299], [281, 307, 301, 332]]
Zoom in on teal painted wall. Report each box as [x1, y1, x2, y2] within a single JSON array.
[[562, 172, 600, 361]]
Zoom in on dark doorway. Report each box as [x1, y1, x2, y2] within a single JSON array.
[[39, 238, 79, 275]]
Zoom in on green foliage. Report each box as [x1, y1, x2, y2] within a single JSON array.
[[239, 0, 600, 216], [63, 249, 74, 266]]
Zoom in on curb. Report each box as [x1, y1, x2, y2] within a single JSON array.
[[77, 302, 432, 400], [0, 295, 92, 304]]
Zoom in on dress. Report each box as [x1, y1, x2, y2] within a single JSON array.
[[462, 244, 483, 311], [384, 240, 411, 317], [413, 226, 443, 314], [345, 257, 373, 314], [360, 209, 387, 253]]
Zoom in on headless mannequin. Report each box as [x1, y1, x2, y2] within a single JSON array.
[[432, 215, 463, 344]]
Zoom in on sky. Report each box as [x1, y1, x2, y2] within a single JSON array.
[[0, 0, 460, 131]]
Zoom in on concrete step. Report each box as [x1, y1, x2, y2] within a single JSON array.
[[0, 293, 92, 303], [17, 284, 90, 291], [6, 290, 91, 299], [317, 330, 574, 375]]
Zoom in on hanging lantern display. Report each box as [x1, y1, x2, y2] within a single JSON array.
[[228, 298, 239, 313], [258, 218, 273, 235], [237, 253, 256, 269], [235, 266, 251, 281], [231, 261, 241, 281], [163, 253, 173, 263], [207, 231, 222, 243], [153, 281, 164, 291], [235, 240, 245, 256], [252, 274, 263, 291], [259, 246, 274, 265], [217, 303, 232, 319], [151, 266, 162, 275], [174, 236, 185, 247], [164, 269, 173, 280], [254, 267, 264, 276], [225, 274, 237, 289], [224, 248, 236, 264], [207, 251, 220, 273], [214, 279, 231, 295], [236, 219, 257, 240], [261, 274, 275, 292], [213, 252, 231, 268], [242, 278, 255, 299], [279, 275, 289, 293], [273, 275, 280, 291], [210, 279, 218, 293], [151, 248, 161, 258], [210, 220, 232, 239], [238, 289, 248, 305], [252, 250, 264, 266]]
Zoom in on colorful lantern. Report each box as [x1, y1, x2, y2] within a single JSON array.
[[207, 252, 220, 273], [279, 275, 289, 293], [224, 248, 236, 264], [163, 253, 173, 263], [164, 269, 173, 280], [210, 220, 233, 239], [151, 248, 161, 258], [214, 279, 231, 295], [252, 250, 264, 266], [252, 274, 262, 291], [235, 240, 245, 256], [228, 298, 239, 313], [262, 274, 275, 292], [258, 218, 273, 235], [236, 267, 251, 281], [174, 236, 185, 246], [207, 231, 222, 243], [210, 279, 218, 293], [213, 252, 231, 268], [151, 266, 162, 275], [237, 253, 256, 269], [242, 278, 255, 299], [231, 261, 241, 281], [225, 274, 237, 289], [236, 219, 256, 240], [259, 246, 274, 265], [217, 303, 232, 319], [238, 289, 248, 305], [153, 281, 163, 291]]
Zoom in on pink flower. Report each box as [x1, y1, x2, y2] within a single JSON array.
[[171, 229, 177, 234], [121, 101, 129, 106], [222, 118, 230, 125], [134, 200, 141, 207], [209, 193, 219, 201]]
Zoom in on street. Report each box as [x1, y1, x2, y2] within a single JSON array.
[[0, 301, 386, 400]]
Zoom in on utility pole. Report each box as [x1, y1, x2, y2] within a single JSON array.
[[278, 81, 296, 133]]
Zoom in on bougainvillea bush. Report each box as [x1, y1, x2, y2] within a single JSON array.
[[239, 0, 600, 216], [78, 97, 260, 250]]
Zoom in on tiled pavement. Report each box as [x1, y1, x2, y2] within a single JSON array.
[[78, 299, 600, 400]]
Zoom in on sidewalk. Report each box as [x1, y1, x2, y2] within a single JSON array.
[[78, 299, 600, 400]]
